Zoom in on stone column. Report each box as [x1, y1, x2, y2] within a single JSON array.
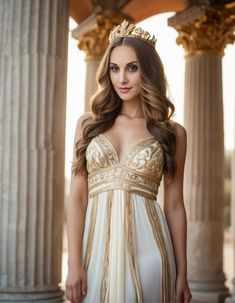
[[168, 4, 235, 302], [72, 14, 131, 112], [0, 0, 69, 301], [226, 78, 235, 302]]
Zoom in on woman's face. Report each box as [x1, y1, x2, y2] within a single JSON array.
[[109, 45, 141, 103]]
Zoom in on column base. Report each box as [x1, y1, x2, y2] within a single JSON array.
[[225, 295, 235, 303], [0, 288, 64, 302], [190, 287, 230, 303], [191, 290, 230, 303], [189, 279, 230, 303], [225, 277, 235, 303]]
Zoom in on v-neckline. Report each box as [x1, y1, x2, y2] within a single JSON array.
[[100, 133, 156, 164]]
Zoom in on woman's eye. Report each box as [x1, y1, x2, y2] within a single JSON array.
[[128, 65, 138, 72], [110, 66, 119, 72]]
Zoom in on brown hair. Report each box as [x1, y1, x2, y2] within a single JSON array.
[[73, 37, 176, 177]]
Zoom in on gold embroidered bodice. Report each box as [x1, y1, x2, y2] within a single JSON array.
[[86, 134, 165, 199]]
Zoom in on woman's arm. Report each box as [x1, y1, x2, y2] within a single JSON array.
[[66, 114, 89, 302], [67, 171, 88, 268], [163, 121, 191, 303]]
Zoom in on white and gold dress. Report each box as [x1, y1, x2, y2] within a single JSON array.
[[82, 134, 176, 303]]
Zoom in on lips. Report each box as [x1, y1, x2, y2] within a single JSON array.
[[118, 87, 131, 93]]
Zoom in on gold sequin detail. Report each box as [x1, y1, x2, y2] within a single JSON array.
[[86, 134, 164, 199]]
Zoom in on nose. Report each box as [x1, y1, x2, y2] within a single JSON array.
[[118, 69, 127, 84]]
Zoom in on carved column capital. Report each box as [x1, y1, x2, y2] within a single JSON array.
[[77, 14, 132, 61], [168, 5, 235, 57]]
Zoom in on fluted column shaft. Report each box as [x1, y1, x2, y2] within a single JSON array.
[[169, 4, 235, 302], [0, 0, 69, 301], [184, 55, 227, 299], [226, 93, 235, 302]]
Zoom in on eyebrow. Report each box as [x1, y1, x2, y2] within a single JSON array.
[[109, 61, 138, 65]]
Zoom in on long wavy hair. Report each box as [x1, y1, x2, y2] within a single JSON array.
[[73, 37, 176, 177]]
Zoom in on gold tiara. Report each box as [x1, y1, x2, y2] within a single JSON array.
[[109, 20, 157, 48]]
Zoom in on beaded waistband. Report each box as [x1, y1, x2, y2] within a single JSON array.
[[88, 167, 160, 199]]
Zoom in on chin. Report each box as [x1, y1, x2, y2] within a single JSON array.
[[118, 94, 139, 102], [120, 97, 135, 102]]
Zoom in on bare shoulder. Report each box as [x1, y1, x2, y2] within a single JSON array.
[[76, 112, 92, 128], [168, 120, 187, 145], [76, 112, 92, 131], [74, 112, 92, 142], [165, 120, 187, 180], [168, 120, 187, 164]]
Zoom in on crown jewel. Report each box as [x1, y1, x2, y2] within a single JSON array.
[[109, 20, 157, 47]]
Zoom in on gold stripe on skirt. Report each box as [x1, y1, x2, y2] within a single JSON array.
[[144, 198, 171, 303], [125, 192, 143, 302], [83, 195, 98, 271], [100, 190, 113, 303]]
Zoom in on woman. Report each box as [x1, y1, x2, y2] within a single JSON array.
[[66, 20, 191, 303]]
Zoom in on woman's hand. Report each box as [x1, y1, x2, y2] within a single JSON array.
[[175, 276, 192, 303], [65, 265, 87, 303]]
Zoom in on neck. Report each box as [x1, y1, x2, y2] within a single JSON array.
[[120, 99, 144, 118]]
